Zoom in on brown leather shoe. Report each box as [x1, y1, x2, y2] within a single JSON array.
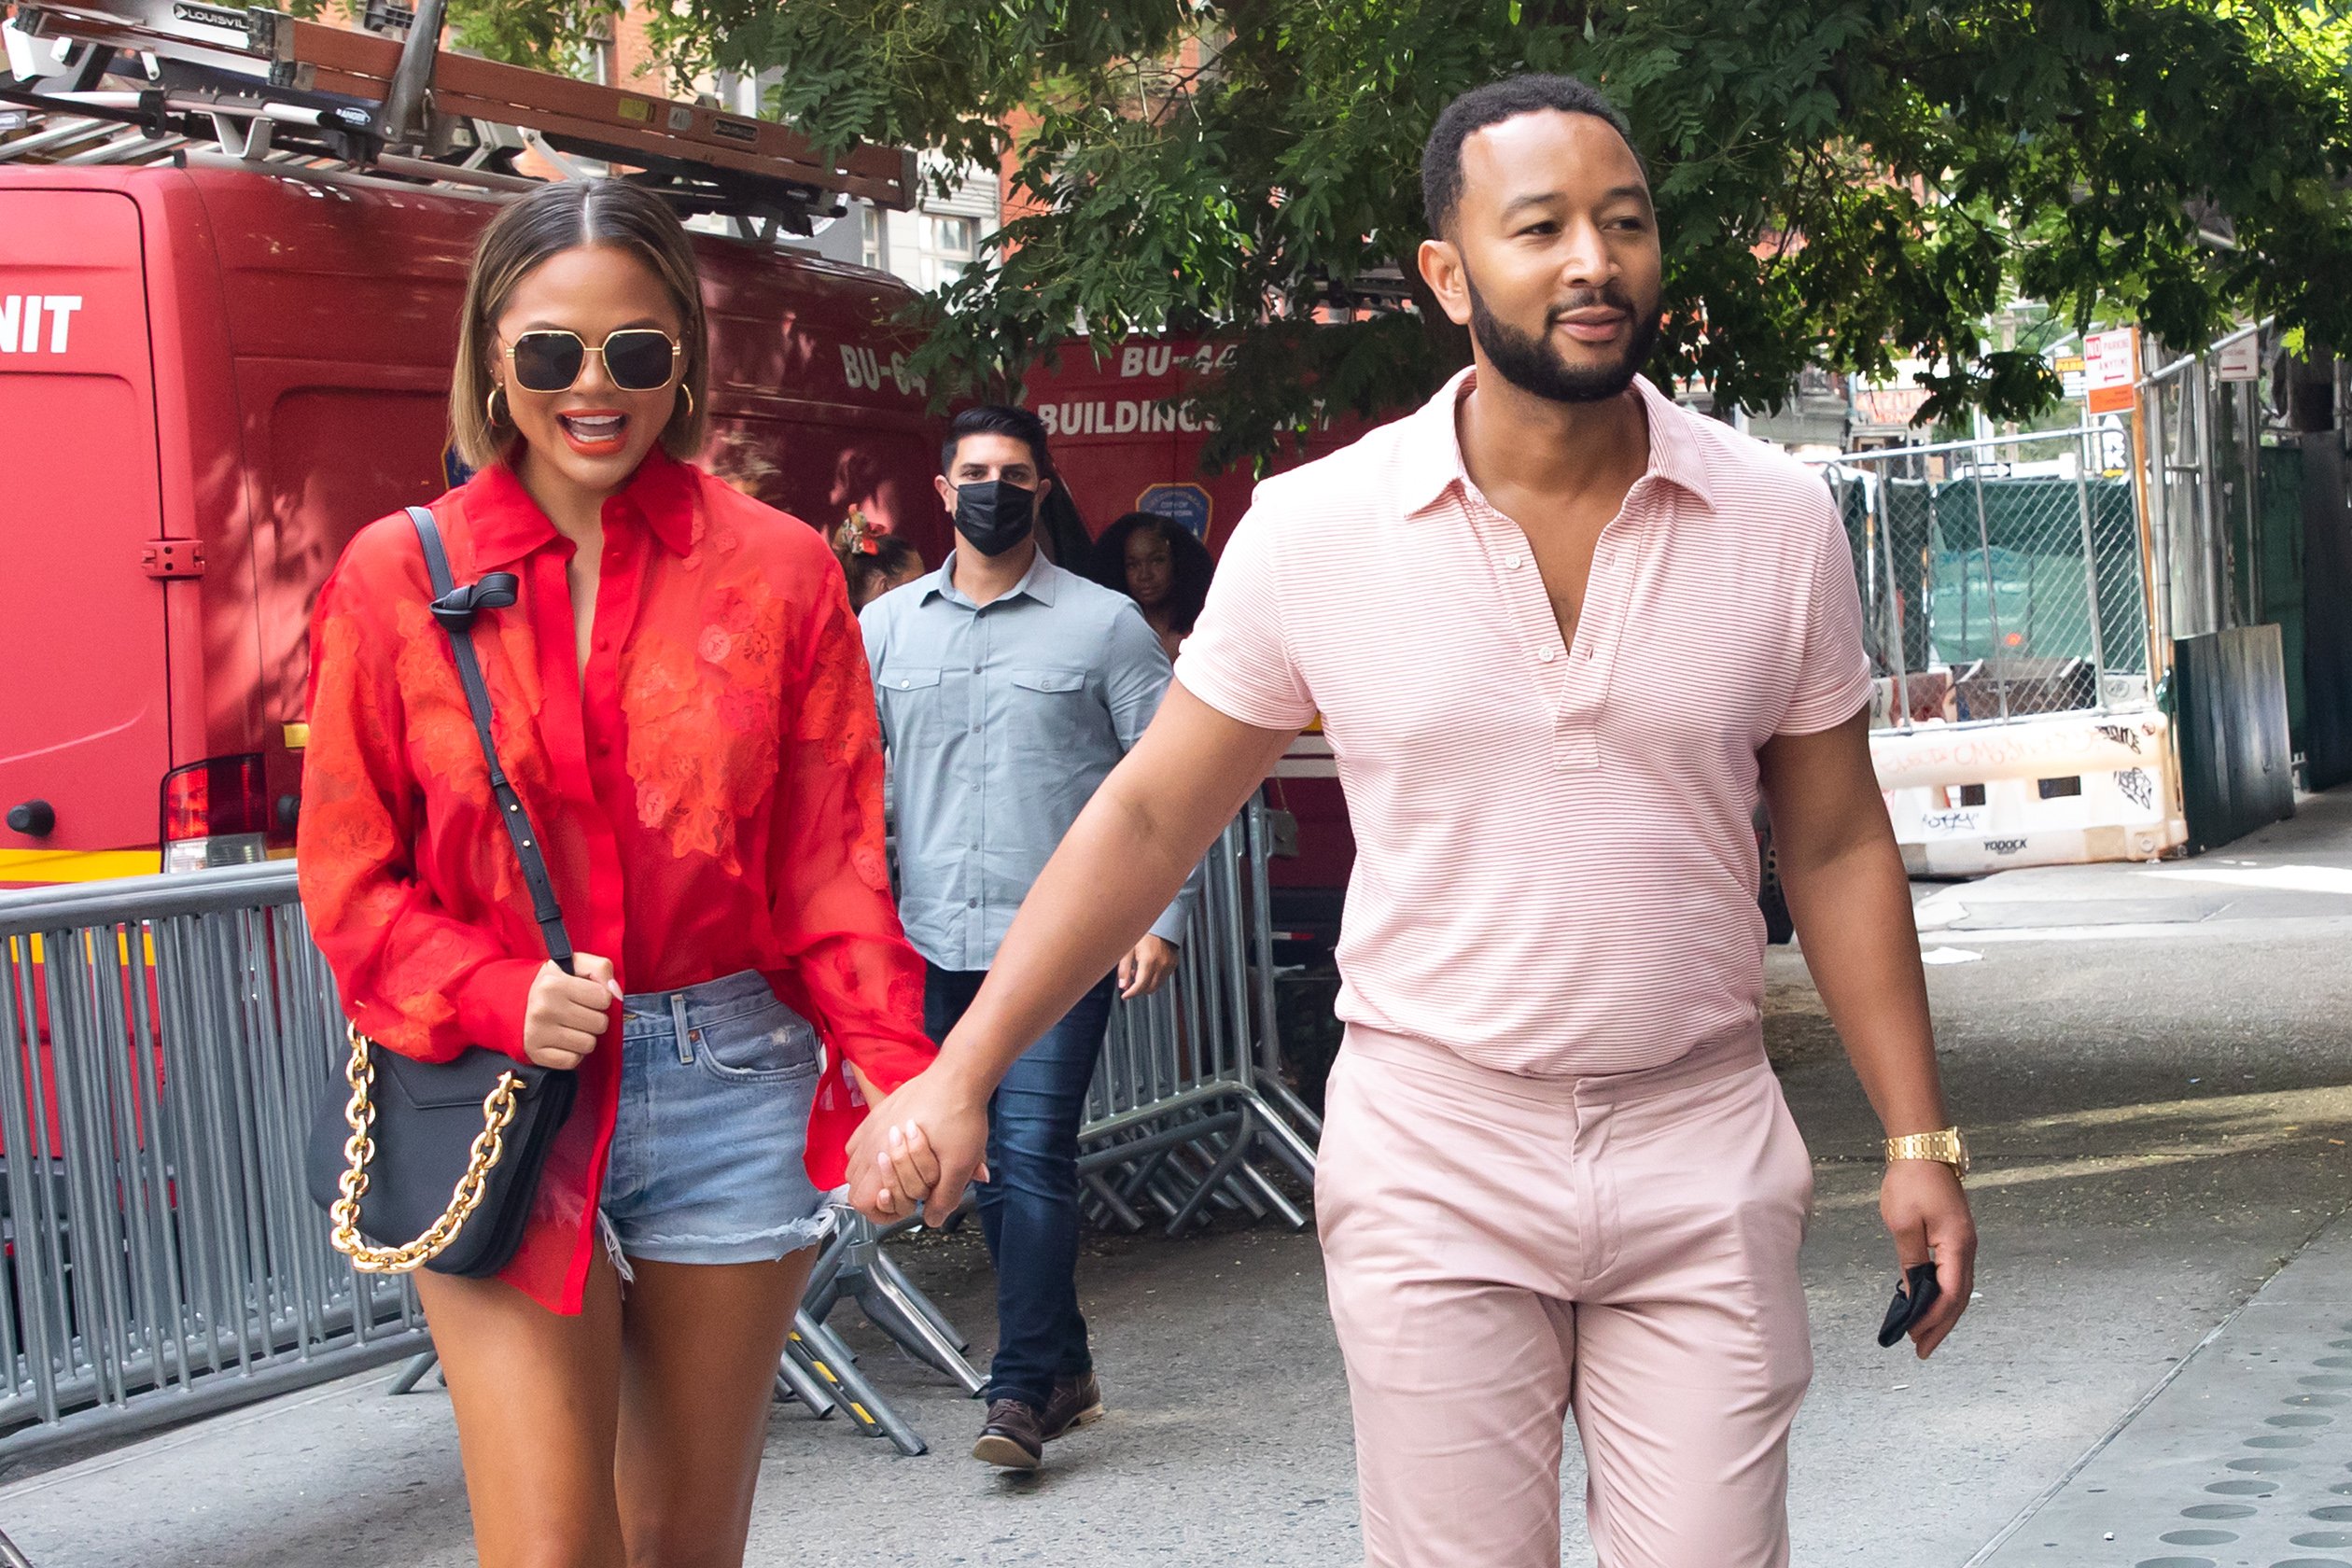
[[972, 1398, 1044, 1470], [1041, 1372, 1104, 1440]]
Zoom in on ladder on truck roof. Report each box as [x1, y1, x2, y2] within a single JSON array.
[[0, 0, 917, 228]]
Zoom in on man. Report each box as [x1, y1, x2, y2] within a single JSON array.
[[855, 76, 1977, 1565], [859, 404, 1193, 1473]]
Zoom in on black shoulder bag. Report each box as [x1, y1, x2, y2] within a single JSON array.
[[303, 505, 579, 1278]]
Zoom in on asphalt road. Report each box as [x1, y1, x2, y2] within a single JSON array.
[[9, 798, 2352, 1566]]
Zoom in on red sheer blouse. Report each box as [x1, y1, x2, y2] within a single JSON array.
[[297, 451, 933, 1313]]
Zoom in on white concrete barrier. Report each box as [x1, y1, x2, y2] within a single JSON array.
[[1871, 707, 2186, 875]]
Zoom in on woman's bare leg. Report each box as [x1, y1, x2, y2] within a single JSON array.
[[613, 1251, 815, 1568], [414, 1247, 627, 1568]]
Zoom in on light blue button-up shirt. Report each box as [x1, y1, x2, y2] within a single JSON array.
[[861, 550, 1194, 973]]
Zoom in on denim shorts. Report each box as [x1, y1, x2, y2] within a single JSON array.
[[599, 969, 834, 1267]]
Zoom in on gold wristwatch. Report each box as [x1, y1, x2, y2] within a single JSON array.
[[1883, 1127, 1970, 1177]]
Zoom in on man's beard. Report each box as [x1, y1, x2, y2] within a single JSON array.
[[1464, 270, 1661, 404]]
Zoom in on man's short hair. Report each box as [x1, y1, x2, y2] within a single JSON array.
[[942, 404, 1051, 477], [1421, 74, 1637, 239]]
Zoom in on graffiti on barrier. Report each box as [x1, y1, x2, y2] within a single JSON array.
[[1873, 711, 2167, 790]]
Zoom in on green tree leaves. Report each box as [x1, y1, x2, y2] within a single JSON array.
[[643, 0, 2352, 461]]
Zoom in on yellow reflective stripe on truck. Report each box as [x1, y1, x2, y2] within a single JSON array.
[[4, 931, 164, 967], [0, 848, 165, 884]]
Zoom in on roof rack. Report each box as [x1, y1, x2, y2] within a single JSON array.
[[0, 0, 917, 226]]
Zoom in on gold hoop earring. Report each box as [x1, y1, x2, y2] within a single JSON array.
[[484, 385, 509, 428], [680, 385, 695, 417]]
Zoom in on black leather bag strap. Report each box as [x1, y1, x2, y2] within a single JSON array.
[[406, 505, 576, 972]]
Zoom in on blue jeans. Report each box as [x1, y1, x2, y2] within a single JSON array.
[[602, 971, 831, 1267], [926, 964, 1116, 1409]]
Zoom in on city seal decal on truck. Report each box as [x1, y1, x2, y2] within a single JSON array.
[[1137, 483, 1211, 539], [0, 296, 83, 354]]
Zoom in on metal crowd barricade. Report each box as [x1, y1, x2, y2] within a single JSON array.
[[0, 863, 426, 1467], [1078, 798, 1317, 1234]]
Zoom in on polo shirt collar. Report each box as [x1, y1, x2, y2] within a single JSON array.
[[1397, 365, 1718, 519], [464, 446, 698, 569], [1630, 372, 1718, 511], [923, 546, 1061, 609]]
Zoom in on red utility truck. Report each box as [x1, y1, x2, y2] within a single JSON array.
[[0, 0, 945, 887]]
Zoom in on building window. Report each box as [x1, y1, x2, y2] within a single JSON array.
[[932, 216, 978, 259], [927, 216, 978, 287], [861, 205, 885, 272], [582, 15, 615, 86]]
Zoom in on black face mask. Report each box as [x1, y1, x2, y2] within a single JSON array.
[[953, 480, 1038, 557]]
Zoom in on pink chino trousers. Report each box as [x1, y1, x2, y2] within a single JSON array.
[[1316, 1027, 1815, 1568]]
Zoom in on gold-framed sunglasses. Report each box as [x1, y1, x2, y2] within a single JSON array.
[[504, 328, 683, 393]]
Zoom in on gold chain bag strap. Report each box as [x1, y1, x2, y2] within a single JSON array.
[[303, 505, 580, 1277], [327, 1023, 527, 1272]]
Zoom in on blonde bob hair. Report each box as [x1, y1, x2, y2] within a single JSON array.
[[448, 178, 710, 471]]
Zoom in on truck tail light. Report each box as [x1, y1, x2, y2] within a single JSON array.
[[160, 754, 269, 874]]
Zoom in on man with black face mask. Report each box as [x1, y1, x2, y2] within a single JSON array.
[[858, 403, 1194, 1472]]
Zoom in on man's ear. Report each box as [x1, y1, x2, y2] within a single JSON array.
[[1419, 236, 1474, 328], [934, 473, 958, 512], [1035, 476, 1055, 507]]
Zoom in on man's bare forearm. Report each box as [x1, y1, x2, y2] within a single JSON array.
[[1762, 712, 1949, 1139], [1779, 828, 1949, 1137], [931, 684, 1296, 1096]]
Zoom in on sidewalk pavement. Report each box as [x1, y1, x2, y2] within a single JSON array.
[[1974, 1211, 2352, 1568], [1914, 790, 2352, 941]]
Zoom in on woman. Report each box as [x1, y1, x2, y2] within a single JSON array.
[[1086, 511, 1213, 662], [298, 179, 933, 1568], [833, 511, 928, 610]]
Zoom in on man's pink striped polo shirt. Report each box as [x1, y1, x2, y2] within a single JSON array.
[[1175, 368, 1873, 1077]]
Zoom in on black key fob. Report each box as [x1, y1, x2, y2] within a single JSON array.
[[1877, 1263, 1942, 1348]]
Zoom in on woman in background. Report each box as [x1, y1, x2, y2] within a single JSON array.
[[1087, 511, 1212, 662], [835, 512, 928, 609]]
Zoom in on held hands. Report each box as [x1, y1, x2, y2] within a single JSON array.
[[1117, 934, 1178, 999], [846, 1065, 991, 1226], [1881, 1159, 1977, 1359], [521, 952, 622, 1070]]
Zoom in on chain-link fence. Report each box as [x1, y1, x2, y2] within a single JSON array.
[[1817, 427, 2149, 725], [2144, 322, 2272, 645]]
